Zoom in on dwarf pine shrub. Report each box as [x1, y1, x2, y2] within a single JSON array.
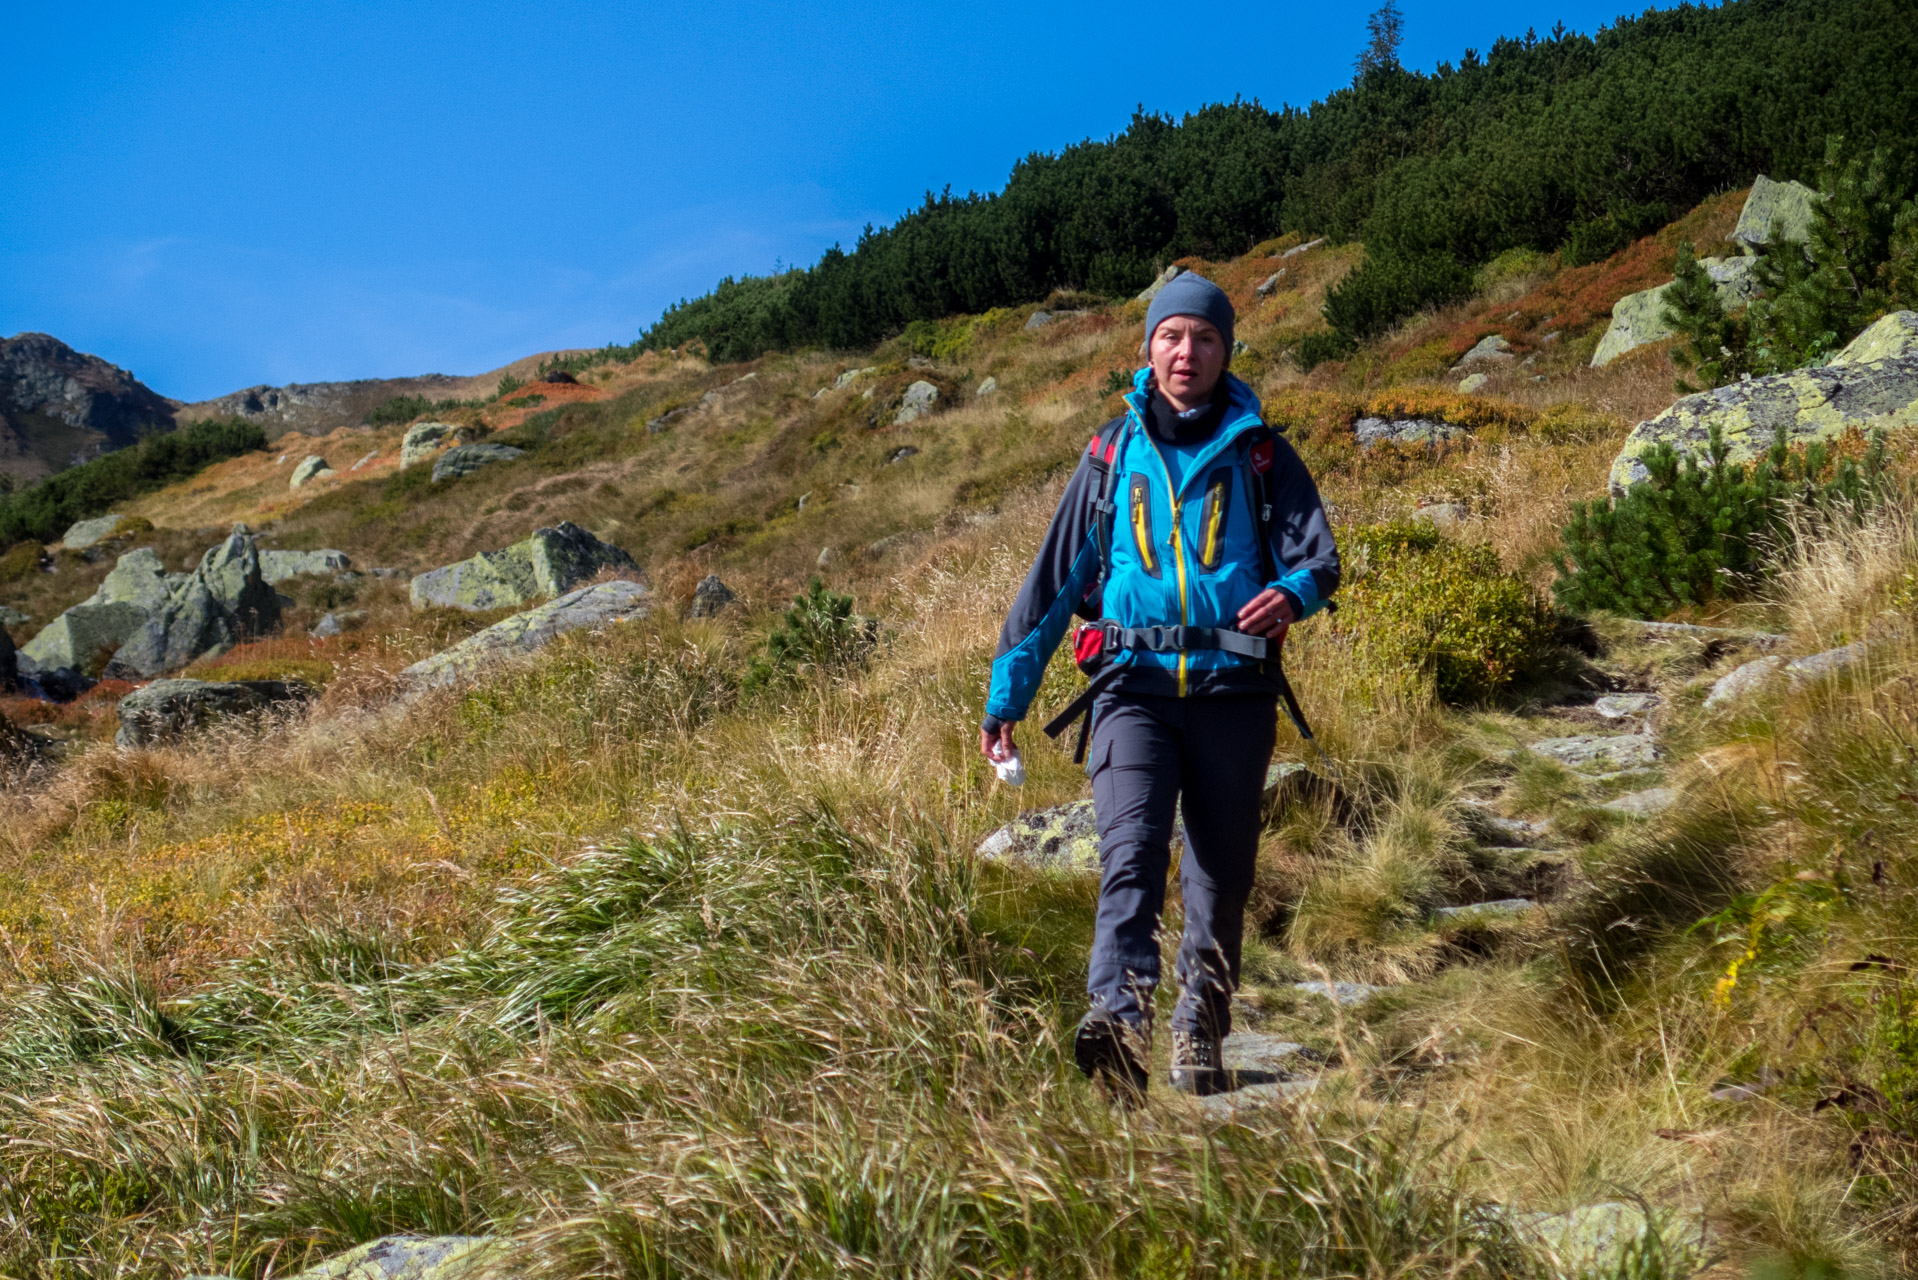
[[1553, 424, 1887, 618], [1334, 522, 1555, 703], [745, 577, 877, 690]]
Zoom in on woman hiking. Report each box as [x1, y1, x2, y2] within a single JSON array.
[[979, 273, 1339, 1099]]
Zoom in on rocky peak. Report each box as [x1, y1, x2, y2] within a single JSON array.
[[0, 333, 180, 481]]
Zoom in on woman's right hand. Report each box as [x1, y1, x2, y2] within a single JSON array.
[[980, 720, 1018, 762]]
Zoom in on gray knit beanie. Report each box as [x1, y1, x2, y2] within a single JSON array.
[[1145, 272, 1235, 361]]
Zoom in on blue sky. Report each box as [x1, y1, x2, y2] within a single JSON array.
[[3, 0, 1643, 401]]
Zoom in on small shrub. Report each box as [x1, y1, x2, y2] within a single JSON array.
[[495, 373, 525, 397], [1552, 424, 1887, 617], [1294, 329, 1357, 371], [744, 578, 877, 690], [1663, 240, 1753, 391], [1323, 250, 1473, 344], [1333, 522, 1556, 703], [0, 541, 43, 584]]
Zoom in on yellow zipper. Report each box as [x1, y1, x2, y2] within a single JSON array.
[[1141, 438, 1190, 697]]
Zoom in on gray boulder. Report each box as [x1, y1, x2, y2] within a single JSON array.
[[432, 442, 524, 483], [1432, 898, 1536, 919], [107, 526, 282, 679], [1135, 264, 1185, 302], [688, 574, 737, 618], [400, 421, 461, 469], [1787, 640, 1870, 682], [115, 678, 315, 749], [1833, 310, 1918, 366], [1593, 693, 1658, 720], [1457, 372, 1489, 393], [1591, 256, 1760, 368], [976, 376, 998, 396], [1602, 787, 1677, 818], [1354, 417, 1464, 449], [1256, 271, 1284, 296], [310, 609, 367, 638], [977, 800, 1101, 874], [17, 547, 174, 687], [409, 522, 639, 612], [1608, 311, 1918, 490], [1732, 175, 1820, 254], [1279, 238, 1326, 260], [832, 367, 878, 392], [61, 514, 125, 550], [398, 579, 653, 696], [1530, 734, 1659, 771], [259, 549, 352, 584], [1292, 980, 1388, 1006], [1455, 334, 1514, 369], [894, 380, 940, 425], [185, 1234, 504, 1280], [289, 456, 332, 488], [1411, 502, 1466, 531], [1024, 311, 1055, 331], [1705, 655, 1787, 708]]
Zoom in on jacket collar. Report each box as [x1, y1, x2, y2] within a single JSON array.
[[1121, 368, 1265, 498]]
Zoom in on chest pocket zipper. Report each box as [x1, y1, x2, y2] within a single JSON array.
[[1196, 469, 1232, 571], [1127, 473, 1162, 577]]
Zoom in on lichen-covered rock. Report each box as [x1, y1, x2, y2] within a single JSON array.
[[688, 573, 737, 618], [1593, 693, 1658, 719], [398, 579, 652, 696], [1353, 417, 1464, 449], [260, 549, 352, 584], [1135, 264, 1185, 302], [290, 455, 333, 488], [977, 800, 1101, 873], [1590, 256, 1759, 367], [17, 547, 174, 687], [1292, 980, 1388, 1006], [893, 380, 940, 425], [1787, 640, 1870, 682], [976, 376, 998, 396], [432, 442, 524, 483], [1529, 733, 1659, 771], [1432, 898, 1536, 919], [1602, 787, 1676, 817], [1731, 174, 1820, 253], [1705, 655, 1787, 708], [115, 677, 314, 748], [1517, 1201, 1706, 1274], [832, 367, 878, 392], [60, 513, 125, 550], [400, 421, 460, 469], [1607, 336, 1918, 491], [1454, 334, 1514, 369], [108, 525, 282, 679], [186, 1234, 507, 1280], [409, 522, 639, 612], [1831, 310, 1918, 367]]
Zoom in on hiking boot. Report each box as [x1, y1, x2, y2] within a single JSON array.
[[1073, 1007, 1150, 1104], [1169, 1029, 1225, 1096]]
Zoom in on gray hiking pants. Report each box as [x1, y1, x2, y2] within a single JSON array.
[[1085, 691, 1276, 1038]]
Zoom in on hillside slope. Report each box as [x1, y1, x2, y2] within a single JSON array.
[[3, 189, 1918, 1278]]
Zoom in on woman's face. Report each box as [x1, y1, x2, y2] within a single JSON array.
[[1149, 315, 1225, 409]]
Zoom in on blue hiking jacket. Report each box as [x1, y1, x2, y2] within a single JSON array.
[[984, 369, 1339, 727]]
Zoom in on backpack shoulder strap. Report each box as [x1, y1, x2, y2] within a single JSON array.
[[1243, 424, 1279, 587], [1085, 415, 1129, 584]]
